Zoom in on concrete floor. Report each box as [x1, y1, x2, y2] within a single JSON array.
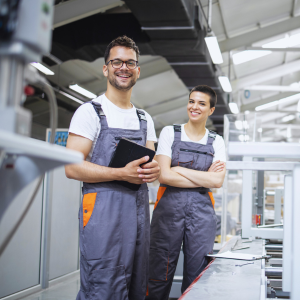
[[21, 272, 178, 300], [22, 275, 80, 300]]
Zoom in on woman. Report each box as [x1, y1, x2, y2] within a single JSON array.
[[146, 85, 226, 300]]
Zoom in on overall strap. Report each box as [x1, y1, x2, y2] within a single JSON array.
[[91, 101, 108, 129], [207, 130, 217, 145], [136, 109, 147, 131], [173, 124, 181, 142]]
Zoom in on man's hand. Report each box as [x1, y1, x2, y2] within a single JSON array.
[[137, 159, 160, 183], [208, 160, 225, 173], [121, 156, 151, 184]]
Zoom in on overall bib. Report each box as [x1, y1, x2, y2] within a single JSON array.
[[147, 125, 217, 300], [76, 101, 150, 300]]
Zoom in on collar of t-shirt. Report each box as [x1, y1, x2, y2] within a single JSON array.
[[181, 124, 209, 145], [96, 94, 136, 113]]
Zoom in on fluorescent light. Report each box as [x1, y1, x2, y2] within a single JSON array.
[[69, 84, 97, 99], [281, 114, 295, 123], [262, 33, 300, 49], [30, 62, 54, 75], [232, 50, 272, 65], [59, 91, 84, 104], [229, 102, 239, 114], [287, 127, 292, 139], [238, 134, 249, 142], [245, 84, 300, 92], [257, 128, 262, 133], [218, 76, 232, 92], [235, 120, 248, 130], [204, 36, 223, 64], [263, 37, 288, 48], [256, 93, 300, 111], [289, 33, 300, 47], [235, 121, 243, 130], [244, 110, 250, 115], [255, 100, 279, 111]]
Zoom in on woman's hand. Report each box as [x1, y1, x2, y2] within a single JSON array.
[[208, 160, 225, 173]]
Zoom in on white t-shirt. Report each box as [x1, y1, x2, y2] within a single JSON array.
[[156, 124, 226, 163], [69, 94, 157, 161]]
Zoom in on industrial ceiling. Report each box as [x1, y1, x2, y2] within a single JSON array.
[[27, 0, 300, 142]]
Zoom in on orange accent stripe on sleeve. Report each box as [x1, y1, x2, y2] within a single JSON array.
[[208, 192, 215, 209], [146, 285, 149, 296], [154, 187, 167, 210], [83, 193, 97, 227]]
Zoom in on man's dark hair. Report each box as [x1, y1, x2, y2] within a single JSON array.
[[104, 36, 140, 64], [189, 85, 217, 108]]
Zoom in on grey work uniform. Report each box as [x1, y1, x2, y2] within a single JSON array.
[[76, 101, 150, 300], [147, 125, 217, 300]]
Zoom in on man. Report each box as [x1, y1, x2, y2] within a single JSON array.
[[65, 36, 160, 300]]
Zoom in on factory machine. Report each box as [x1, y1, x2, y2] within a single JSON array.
[[177, 113, 300, 300], [0, 0, 82, 289]]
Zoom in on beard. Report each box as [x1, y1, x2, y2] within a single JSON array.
[[107, 69, 137, 91]]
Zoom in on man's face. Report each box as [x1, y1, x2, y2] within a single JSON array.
[[103, 46, 140, 91]]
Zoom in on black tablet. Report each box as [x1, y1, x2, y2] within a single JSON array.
[[109, 138, 156, 190]]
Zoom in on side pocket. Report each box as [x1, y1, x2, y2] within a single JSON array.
[[154, 187, 167, 210], [89, 265, 128, 300], [149, 248, 169, 281], [208, 192, 215, 209], [83, 193, 97, 228]]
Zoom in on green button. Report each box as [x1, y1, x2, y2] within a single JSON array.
[[42, 2, 50, 14]]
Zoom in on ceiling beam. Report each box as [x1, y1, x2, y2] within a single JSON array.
[[241, 92, 297, 111], [245, 85, 300, 92], [245, 47, 300, 52], [218, 0, 229, 39], [231, 59, 300, 91], [53, 0, 124, 28], [219, 15, 300, 52], [292, 0, 298, 17]]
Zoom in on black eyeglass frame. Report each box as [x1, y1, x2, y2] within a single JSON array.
[[106, 59, 139, 70]]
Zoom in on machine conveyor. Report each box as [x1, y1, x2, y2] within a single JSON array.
[[179, 236, 267, 300]]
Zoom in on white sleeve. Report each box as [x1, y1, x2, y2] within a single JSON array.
[[212, 135, 226, 163], [69, 103, 100, 141], [144, 111, 157, 142], [156, 126, 174, 158]]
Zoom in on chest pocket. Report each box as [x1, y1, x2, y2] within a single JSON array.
[[178, 148, 212, 171], [178, 152, 194, 169]]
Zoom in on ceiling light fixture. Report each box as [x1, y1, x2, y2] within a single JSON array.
[[262, 33, 300, 49], [205, 34, 224, 64], [30, 62, 54, 75], [281, 115, 296, 123], [238, 134, 249, 142], [69, 84, 97, 99], [232, 50, 272, 65], [229, 102, 239, 114], [59, 91, 84, 105], [255, 93, 300, 111], [218, 76, 232, 92]]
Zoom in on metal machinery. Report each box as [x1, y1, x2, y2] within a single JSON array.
[[178, 113, 300, 300], [0, 0, 82, 289]]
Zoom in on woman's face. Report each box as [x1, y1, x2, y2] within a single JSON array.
[[187, 91, 215, 123]]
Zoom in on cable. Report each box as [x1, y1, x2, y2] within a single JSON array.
[[0, 70, 58, 257], [195, 0, 210, 31]]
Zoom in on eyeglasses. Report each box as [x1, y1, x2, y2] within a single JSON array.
[[106, 59, 139, 70]]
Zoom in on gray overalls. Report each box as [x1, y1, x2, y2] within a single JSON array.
[[76, 101, 150, 300], [147, 125, 217, 300]]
